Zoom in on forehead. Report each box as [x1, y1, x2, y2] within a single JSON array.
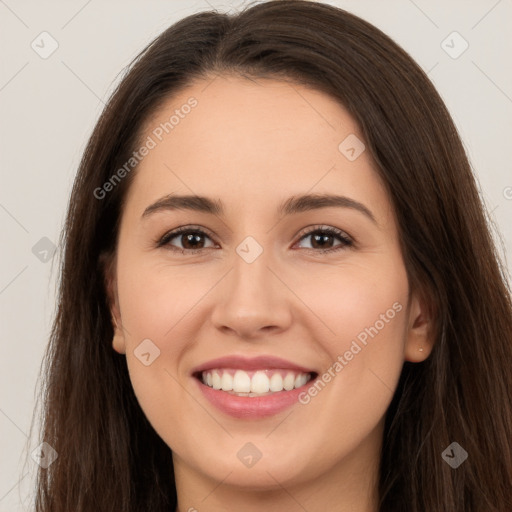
[[124, 74, 390, 221]]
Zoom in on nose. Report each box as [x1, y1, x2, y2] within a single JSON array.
[[210, 248, 293, 340]]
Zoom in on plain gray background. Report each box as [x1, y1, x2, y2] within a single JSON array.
[[1, 0, 511, 510]]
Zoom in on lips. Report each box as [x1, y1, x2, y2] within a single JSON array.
[[191, 355, 318, 418]]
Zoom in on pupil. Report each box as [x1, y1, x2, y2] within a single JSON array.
[[313, 233, 331, 248], [184, 233, 202, 249]]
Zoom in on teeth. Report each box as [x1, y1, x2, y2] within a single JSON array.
[[233, 370, 251, 392], [269, 373, 284, 392], [212, 371, 221, 390], [201, 368, 312, 395], [283, 373, 295, 391], [221, 372, 233, 391], [294, 373, 308, 388], [251, 371, 270, 393]]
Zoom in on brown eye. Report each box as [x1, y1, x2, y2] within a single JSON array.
[[295, 226, 353, 253], [158, 227, 216, 253], [178, 232, 207, 250]]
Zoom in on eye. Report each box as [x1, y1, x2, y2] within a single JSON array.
[[294, 225, 353, 253], [156, 224, 353, 255], [156, 225, 217, 253]]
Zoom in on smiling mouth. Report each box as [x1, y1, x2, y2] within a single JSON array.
[[193, 368, 318, 397]]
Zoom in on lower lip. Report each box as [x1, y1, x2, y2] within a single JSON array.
[[194, 377, 315, 419]]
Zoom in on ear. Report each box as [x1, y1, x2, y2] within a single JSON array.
[[101, 252, 126, 355], [404, 291, 435, 362]]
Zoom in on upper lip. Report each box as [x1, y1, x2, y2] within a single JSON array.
[[191, 355, 317, 375]]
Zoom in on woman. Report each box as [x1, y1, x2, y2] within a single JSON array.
[[29, 1, 512, 510]]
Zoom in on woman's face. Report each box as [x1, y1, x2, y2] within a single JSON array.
[[107, 75, 431, 499]]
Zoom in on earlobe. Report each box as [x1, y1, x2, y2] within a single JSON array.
[[101, 252, 127, 355], [404, 293, 434, 363], [109, 289, 127, 355], [111, 319, 127, 355]]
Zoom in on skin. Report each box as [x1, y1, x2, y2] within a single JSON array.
[[106, 74, 433, 512]]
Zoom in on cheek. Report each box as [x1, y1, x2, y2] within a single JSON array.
[[114, 255, 203, 403], [116, 259, 197, 451], [116, 253, 215, 341], [300, 254, 409, 416], [310, 254, 408, 348]]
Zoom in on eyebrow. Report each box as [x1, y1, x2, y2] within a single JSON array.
[[141, 193, 377, 224]]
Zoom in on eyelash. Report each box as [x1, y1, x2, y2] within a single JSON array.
[[155, 224, 354, 255]]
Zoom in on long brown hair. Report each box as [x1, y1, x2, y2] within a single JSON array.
[[29, 1, 512, 510]]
